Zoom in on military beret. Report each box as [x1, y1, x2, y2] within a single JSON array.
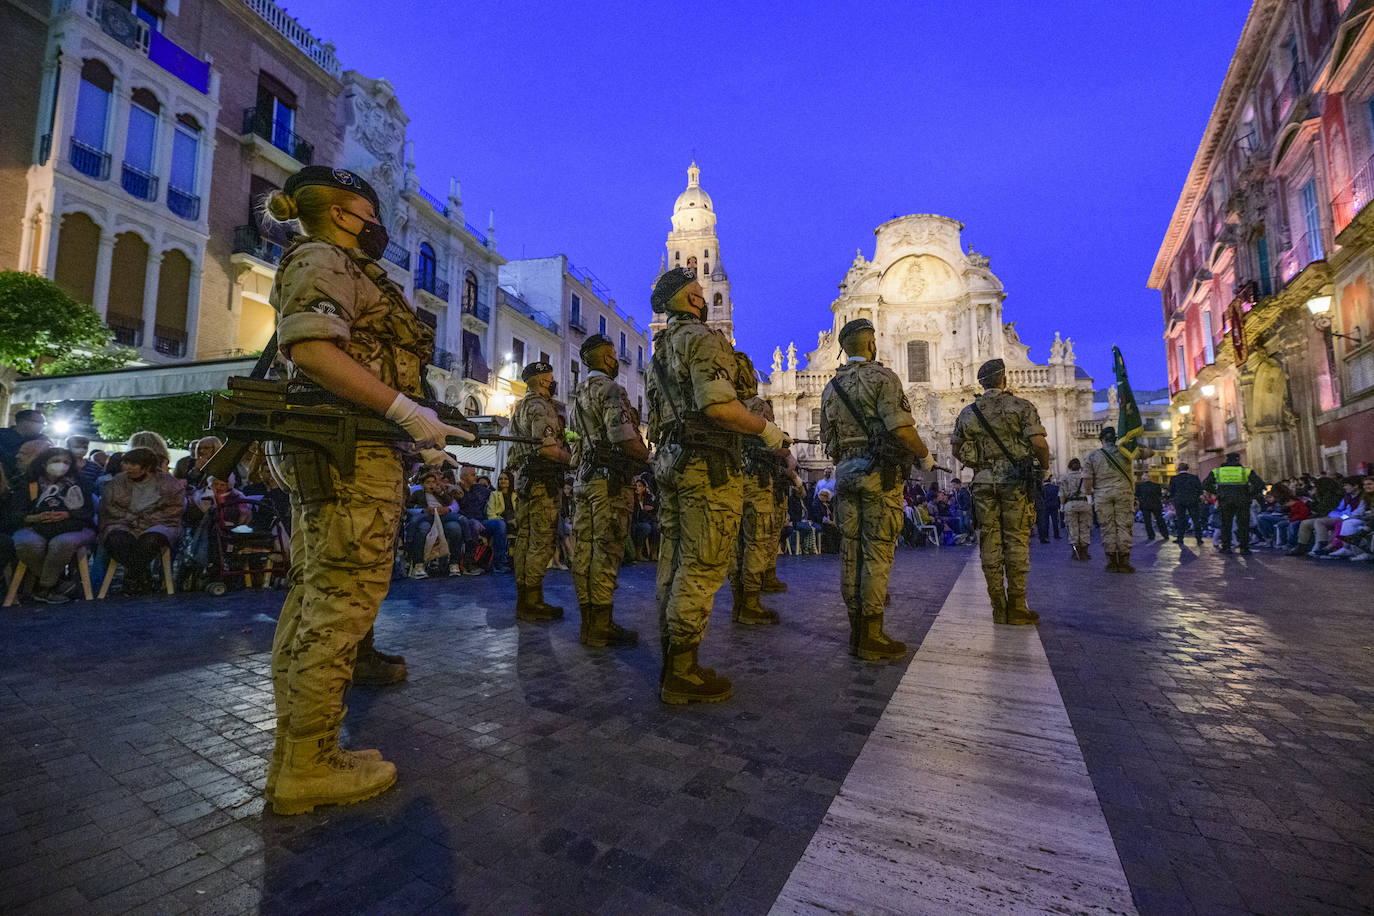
[[1225, 451, 1242, 462], [976, 358, 1005, 386], [521, 360, 554, 382], [1099, 425, 1117, 441], [284, 166, 381, 217], [579, 334, 615, 360], [837, 318, 875, 342], [651, 267, 698, 313]]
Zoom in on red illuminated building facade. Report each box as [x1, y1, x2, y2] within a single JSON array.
[[1150, 0, 1374, 478]]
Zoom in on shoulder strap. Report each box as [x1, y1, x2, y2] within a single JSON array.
[[969, 402, 1017, 463], [648, 352, 683, 425], [1101, 446, 1133, 483], [828, 373, 877, 434]]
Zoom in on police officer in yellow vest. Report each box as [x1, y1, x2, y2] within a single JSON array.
[[1204, 452, 1265, 554], [260, 166, 475, 815]]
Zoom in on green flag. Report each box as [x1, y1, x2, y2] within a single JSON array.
[[1113, 345, 1144, 456]]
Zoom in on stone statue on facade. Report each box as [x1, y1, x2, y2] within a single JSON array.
[[786, 342, 798, 371], [977, 314, 991, 355], [1063, 337, 1076, 362], [1050, 332, 1064, 361], [1108, 384, 1119, 412], [772, 346, 783, 373]]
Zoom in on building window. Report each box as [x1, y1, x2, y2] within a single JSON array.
[[571, 360, 579, 386], [1177, 343, 1187, 391], [906, 340, 930, 383], [539, 351, 550, 365], [1202, 310, 1215, 364], [637, 345, 643, 366], [511, 338, 525, 369], [463, 271, 478, 313], [713, 292, 722, 316], [122, 89, 159, 199], [619, 332, 627, 356], [130, 0, 163, 31], [73, 58, 113, 168], [570, 294, 582, 328], [464, 396, 481, 415], [417, 243, 436, 291], [810, 408, 821, 427], [167, 115, 200, 218], [1301, 178, 1323, 262], [255, 72, 297, 155], [599, 315, 607, 335], [1256, 236, 1271, 295]]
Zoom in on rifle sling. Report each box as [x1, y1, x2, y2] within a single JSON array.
[[969, 402, 1019, 466]]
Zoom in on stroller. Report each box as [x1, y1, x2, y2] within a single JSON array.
[[180, 491, 290, 596]]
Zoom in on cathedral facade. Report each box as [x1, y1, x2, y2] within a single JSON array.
[[761, 214, 1100, 479]]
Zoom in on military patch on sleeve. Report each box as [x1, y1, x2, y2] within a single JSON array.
[[310, 299, 342, 317], [709, 367, 729, 381], [899, 393, 912, 412]]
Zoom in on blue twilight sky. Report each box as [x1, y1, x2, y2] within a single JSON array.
[[280, 0, 1250, 388]]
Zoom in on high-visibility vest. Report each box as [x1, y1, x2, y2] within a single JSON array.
[[1215, 465, 1251, 486]]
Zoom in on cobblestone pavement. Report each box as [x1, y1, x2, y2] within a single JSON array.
[[2, 533, 1371, 915], [1031, 534, 1374, 916], [0, 547, 964, 915]]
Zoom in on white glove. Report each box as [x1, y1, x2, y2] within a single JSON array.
[[919, 453, 937, 471], [420, 448, 458, 468], [758, 421, 789, 450], [1087, 495, 1095, 507], [386, 393, 476, 447]]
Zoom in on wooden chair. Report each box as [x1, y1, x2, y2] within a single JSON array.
[[97, 546, 175, 599], [3, 546, 95, 607]]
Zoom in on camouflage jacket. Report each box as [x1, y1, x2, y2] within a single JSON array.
[[951, 389, 1045, 485], [569, 371, 640, 469], [820, 359, 915, 461], [646, 313, 738, 447], [510, 392, 564, 468]]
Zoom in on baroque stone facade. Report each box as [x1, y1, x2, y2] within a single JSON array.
[[761, 214, 1098, 479]]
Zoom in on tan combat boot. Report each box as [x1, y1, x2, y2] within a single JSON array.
[[265, 736, 383, 805], [660, 642, 733, 704], [271, 732, 396, 816], [582, 605, 638, 647], [1118, 550, 1136, 573], [735, 591, 780, 626], [846, 612, 861, 653], [854, 616, 907, 661], [987, 584, 1009, 624], [761, 569, 788, 593], [517, 582, 562, 621], [1005, 588, 1040, 625], [1079, 543, 1092, 560], [531, 582, 564, 619], [1106, 552, 1121, 573]]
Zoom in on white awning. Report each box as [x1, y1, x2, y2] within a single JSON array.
[[9, 357, 259, 403]]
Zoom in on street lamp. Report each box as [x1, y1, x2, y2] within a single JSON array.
[[1178, 404, 1191, 415], [1306, 294, 1364, 345], [1160, 419, 1172, 430], [1200, 384, 1216, 397]]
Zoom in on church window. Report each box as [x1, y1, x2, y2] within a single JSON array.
[[906, 341, 930, 383], [674, 251, 680, 262], [713, 293, 722, 315], [704, 250, 709, 258], [810, 408, 821, 426]]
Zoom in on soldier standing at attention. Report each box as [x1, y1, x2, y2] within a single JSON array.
[[821, 318, 931, 659], [1084, 426, 1154, 573], [952, 358, 1050, 625], [260, 167, 474, 814], [510, 361, 572, 621], [647, 267, 789, 704], [730, 351, 788, 626], [1060, 457, 1093, 561], [569, 334, 649, 646]]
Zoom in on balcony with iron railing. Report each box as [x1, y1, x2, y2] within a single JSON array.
[[70, 138, 110, 180], [382, 241, 410, 271], [1275, 61, 1307, 125], [241, 0, 342, 78], [154, 324, 187, 358], [107, 314, 143, 347], [232, 225, 283, 265], [416, 186, 450, 218], [462, 299, 491, 323], [618, 347, 631, 364], [463, 221, 488, 247], [59, 0, 212, 93], [462, 362, 490, 384], [1278, 231, 1323, 283], [120, 162, 158, 201], [1334, 152, 1374, 234], [242, 108, 314, 166], [415, 273, 450, 301], [167, 185, 199, 220]]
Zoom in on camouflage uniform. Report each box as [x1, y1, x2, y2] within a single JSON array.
[[1084, 444, 1135, 556], [265, 237, 432, 803], [951, 388, 1046, 621], [570, 369, 641, 645], [510, 392, 566, 600], [646, 313, 742, 653], [1060, 467, 1094, 556], [730, 358, 783, 623], [821, 358, 915, 654]]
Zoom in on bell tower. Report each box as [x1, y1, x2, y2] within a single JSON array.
[[651, 160, 735, 341]]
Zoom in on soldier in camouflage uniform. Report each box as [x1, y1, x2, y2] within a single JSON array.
[[730, 351, 786, 625], [1084, 426, 1154, 573], [951, 358, 1050, 625], [570, 334, 650, 647], [510, 361, 572, 621], [260, 167, 474, 815], [820, 318, 931, 660], [647, 268, 789, 704], [1060, 457, 1094, 561]]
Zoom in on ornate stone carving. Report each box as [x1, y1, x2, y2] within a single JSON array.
[[1050, 332, 1064, 361], [786, 342, 798, 370], [1063, 337, 1075, 362], [772, 346, 783, 373], [1002, 321, 1021, 346]]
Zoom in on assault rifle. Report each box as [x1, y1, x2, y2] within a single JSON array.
[[203, 376, 539, 482]]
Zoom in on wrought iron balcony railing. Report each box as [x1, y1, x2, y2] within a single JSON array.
[[232, 225, 283, 265], [167, 185, 199, 221], [415, 274, 450, 301], [241, 107, 314, 165], [121, 162, 158, 201], [107, 314, 143, 347], [382, 241, 410, 270], [70, 137, 110, 180], [154, 324, 187, 357]]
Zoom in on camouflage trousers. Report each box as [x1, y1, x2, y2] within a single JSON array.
[[1096, 489, 1133, 553], [1064, 500, 1094, 545], [972, 482, 1034, 598], [655, 457, 742, 646], [267, 443, 404, 739], [572, 476, 632, 607], [769, 497, 787, 576], [730, 474, 778, 594], [835, 458, 903, 619], [513, 483, 560, 589]]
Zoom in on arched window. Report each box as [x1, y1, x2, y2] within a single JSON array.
[[168, 114, 201, 218], [417, 242, 437, 292], [712, 292, 722, 315], [906, 340, 930, 383], [73, 59, 114, 177], [462, 270, 478, 313], [464, 396, 481, 415], [122, 88, 160, 200]]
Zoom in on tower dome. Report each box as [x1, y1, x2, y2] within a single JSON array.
[[671, 161, 716, 232]]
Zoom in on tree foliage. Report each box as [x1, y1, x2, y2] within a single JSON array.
[[92, 392, 217, 449], [44, 346, 140, 376], [0, 271, 117, 374]]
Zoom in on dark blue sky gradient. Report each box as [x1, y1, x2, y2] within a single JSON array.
[[282, 0, 1250, 387]]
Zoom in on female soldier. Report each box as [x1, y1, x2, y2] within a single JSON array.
[[260, 166, 471, 815]]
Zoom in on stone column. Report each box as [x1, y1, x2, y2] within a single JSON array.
[[184, 258, 204, 359], [34, 56, 59, 165], [108, 78, 131, 178], [140, 247, 161, 347], [154, 109, 176, 207], [49, 51, 83, 171], [92, 232, 115, 319]]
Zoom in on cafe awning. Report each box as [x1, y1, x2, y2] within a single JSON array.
[[8, 357, 258, 403]]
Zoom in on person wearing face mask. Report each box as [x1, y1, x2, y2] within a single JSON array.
[[97, 446, 186, 596], [646, 267, 790, 704], [509, 361, 573, 620], [9, 447, 96, 604], [255, 166, 474, 816], [951, 358, 1051, 624], [569, 333, 650, 647]]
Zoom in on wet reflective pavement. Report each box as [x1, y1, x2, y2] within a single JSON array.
[[1, 535, 1370, 914]]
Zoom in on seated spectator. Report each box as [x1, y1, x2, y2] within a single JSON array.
[[8, 447, 95, 604], [127, 430, 172, 473], [98, 447, 186, 595], [405, 466, 467, 578], [82, 449, 109, 490], [1277, 492, 1310, 548], [904, 493, 935, 547], [94, 452, 122, 497], [488, 472, 520, 569], [0, 409, 47, 479], [175, 436, 223, 482], [193, 474, 254, 529], [65, 436, 93, 484], [1318, 476, 1372, 559], [630, 476, 658, 560], [1304, 476, 1364, 556], [783, 482, 815, 554], [458, 465, 506, 572], [810, 488, 840, 554]]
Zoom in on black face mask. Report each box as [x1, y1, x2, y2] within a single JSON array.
[[603, 360, 619, 380], [344, 211, 390, 261], [547, 381, 558, 398]]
